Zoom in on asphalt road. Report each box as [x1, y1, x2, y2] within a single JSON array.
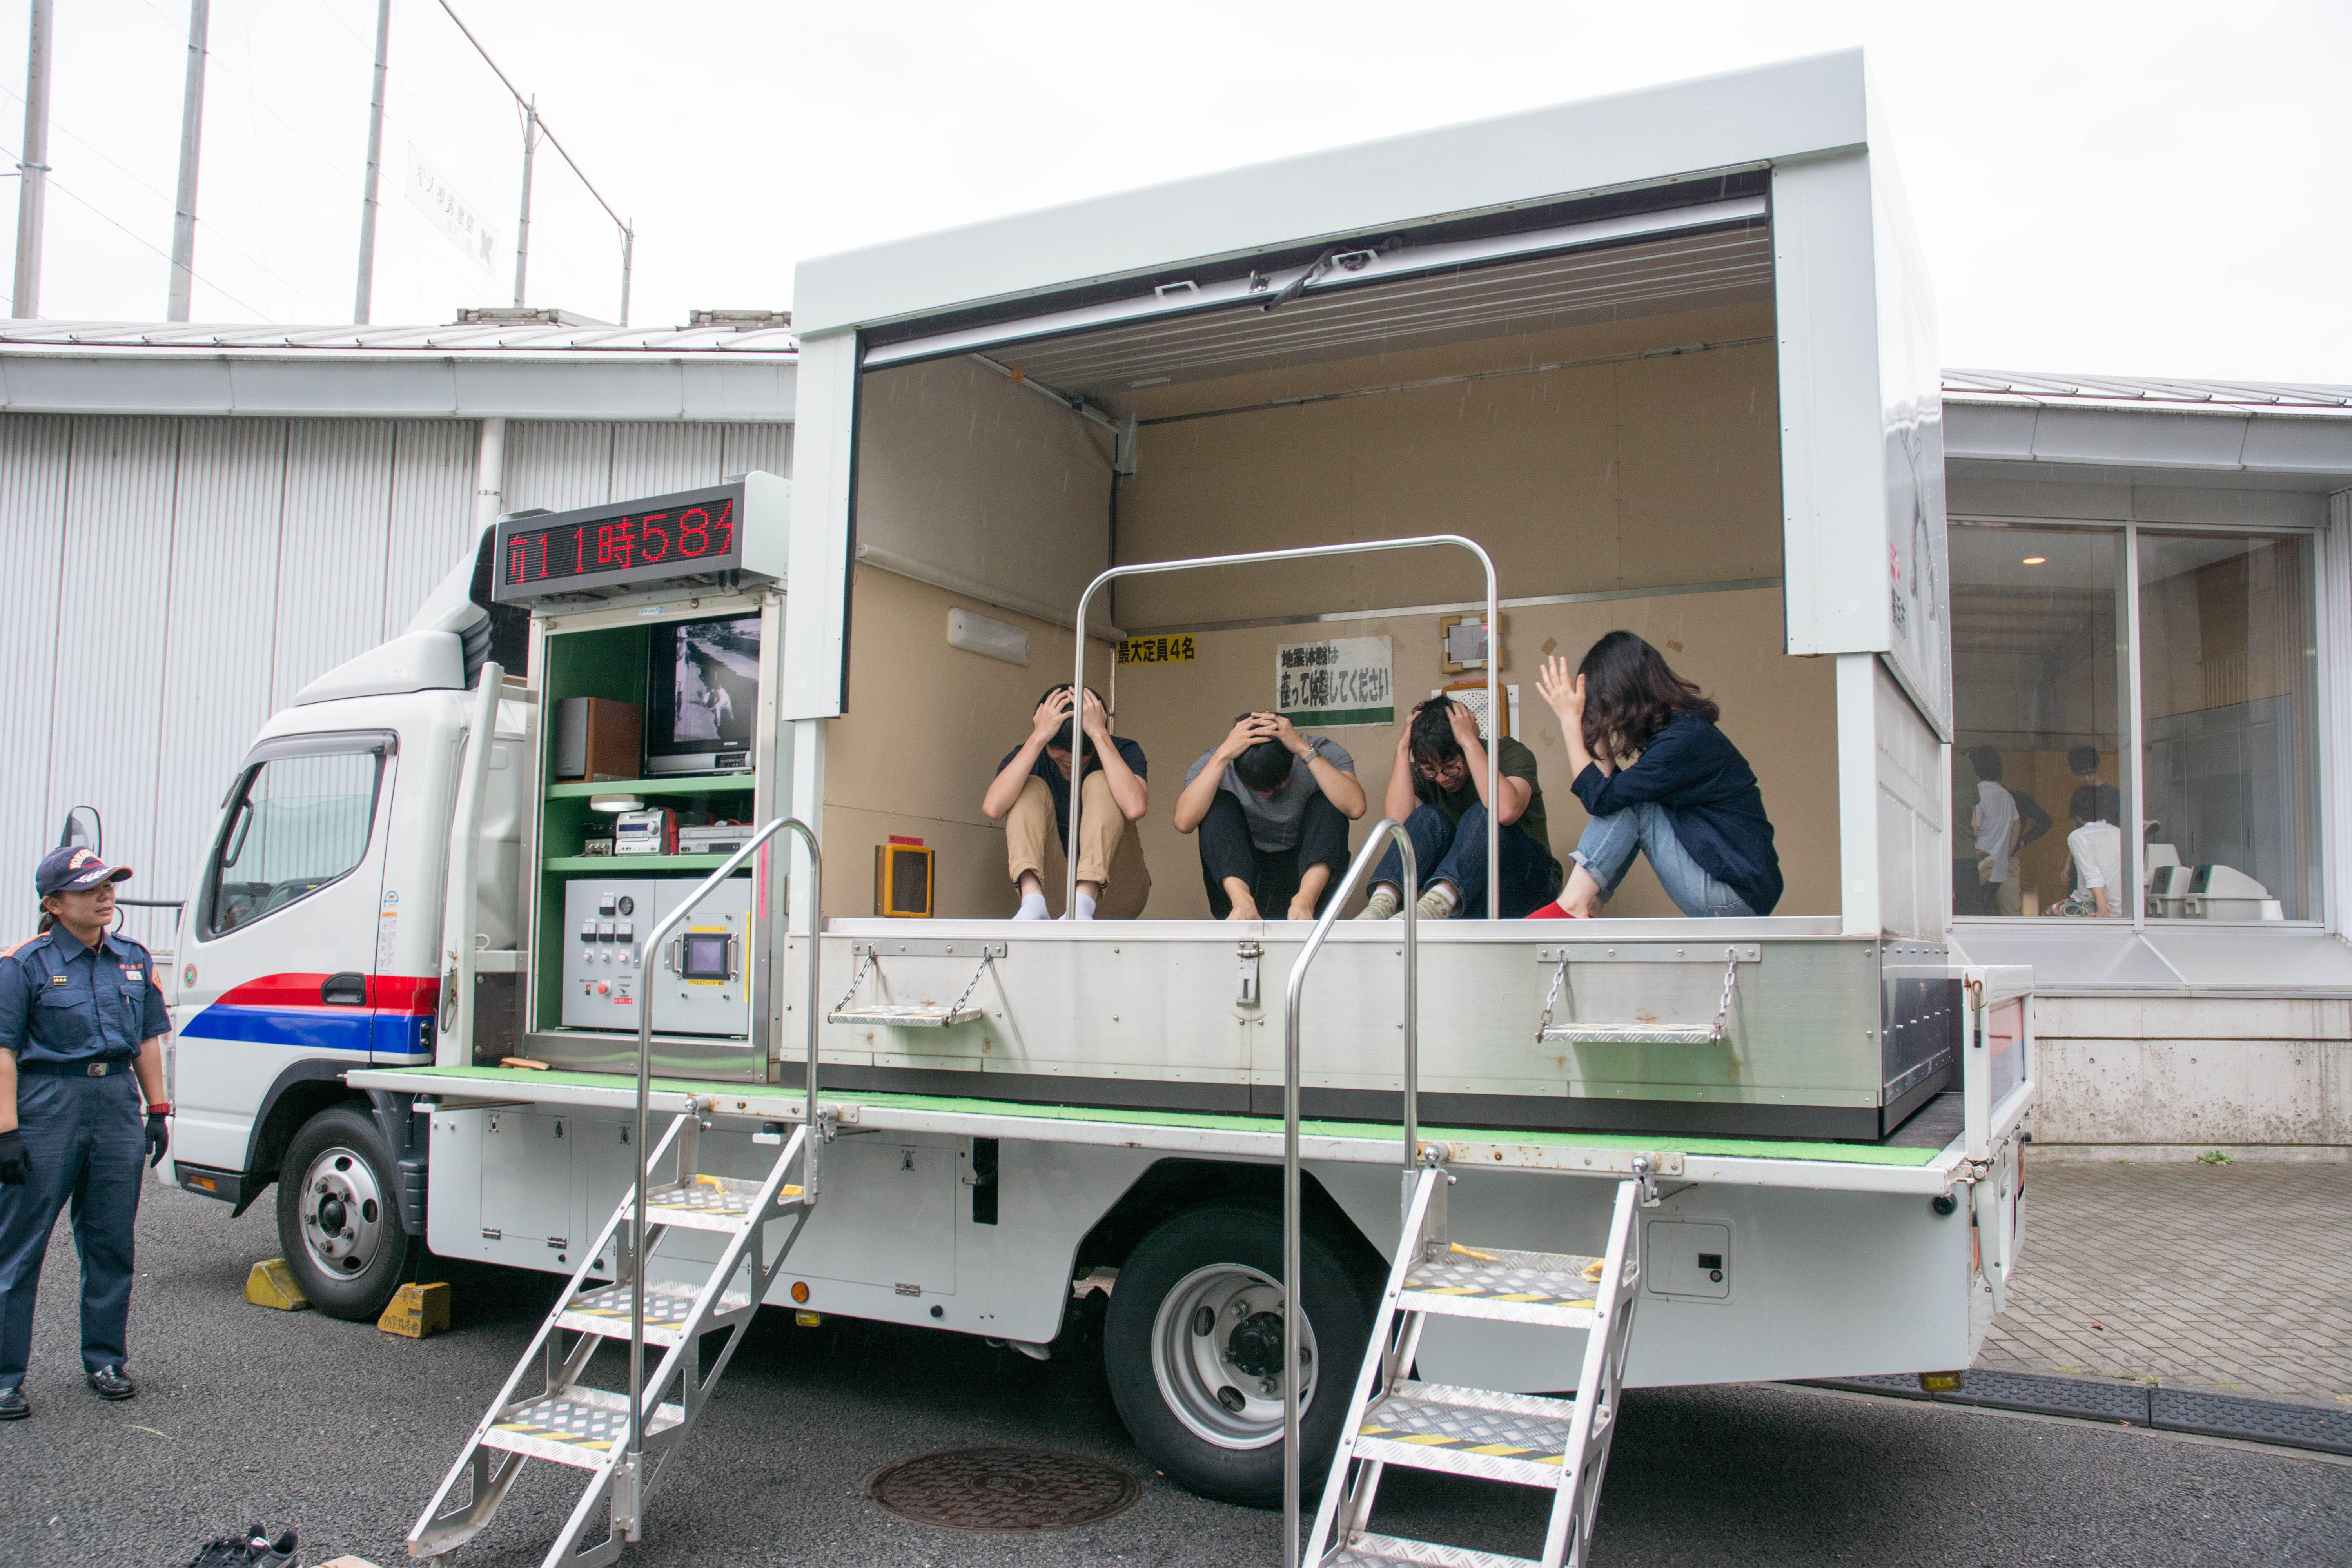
[[3, 1185, 2347, 1567]]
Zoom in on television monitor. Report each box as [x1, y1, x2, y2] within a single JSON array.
[[645, 613, 760, 775]]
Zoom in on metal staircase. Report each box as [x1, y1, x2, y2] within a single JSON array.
[[1304, 1159, 1646, 1568], [408, 1111, 815, 1564], [409, 817, 828, 1566]]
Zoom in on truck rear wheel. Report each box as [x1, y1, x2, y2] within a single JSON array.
[[1103, 1200, 1378, 1507], [276, 1105, 417, 1322]]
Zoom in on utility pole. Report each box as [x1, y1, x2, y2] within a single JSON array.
[[11, 0, 54, 318], [619, 222, 633, 327], [166, 0, 211, 321], [353, 0, 392, 324], [511, 96, 537, 307]]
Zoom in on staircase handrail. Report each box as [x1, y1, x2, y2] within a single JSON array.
[[1279, 817, 1419, 1568]]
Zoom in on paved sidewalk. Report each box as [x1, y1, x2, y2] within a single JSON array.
[[1975, 1160, 2352, 1407]]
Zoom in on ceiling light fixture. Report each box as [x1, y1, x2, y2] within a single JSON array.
[[2021, 556, 2047, 565], [589, 794, 645, 814]]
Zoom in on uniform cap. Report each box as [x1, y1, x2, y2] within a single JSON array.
[[36, 846, 133, 897]]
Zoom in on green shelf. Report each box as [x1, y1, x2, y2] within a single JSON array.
[[545, 776, 755, 799], [544, 854, 745, 873]]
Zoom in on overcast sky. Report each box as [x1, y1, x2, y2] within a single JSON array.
[[1, 0, 2344, 383]]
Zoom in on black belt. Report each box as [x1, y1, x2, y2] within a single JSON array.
[[15, 1057, 136, 1078]]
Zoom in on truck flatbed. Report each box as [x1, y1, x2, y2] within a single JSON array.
[[349, 1063, 1965, 1195]]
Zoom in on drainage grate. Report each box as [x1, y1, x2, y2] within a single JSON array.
[[864, 1448, 1143, 1532], [1802, 1373, 2352, 1456]]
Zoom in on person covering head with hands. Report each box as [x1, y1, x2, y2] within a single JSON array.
[[1174, 711, 1366, 920], [1533, 632, 1782, 919], [1356, 696, 1562, 921], [0, 847, 174, 1421], [983, 685, 1151, 920]]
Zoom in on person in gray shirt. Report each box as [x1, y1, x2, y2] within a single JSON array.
[[1173, 713, 1366, 919]]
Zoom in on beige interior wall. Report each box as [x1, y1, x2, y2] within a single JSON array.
[[1105, 301, 1780, 629], [822, 565, 1115, 919], [1107, 586, 1834, 920]]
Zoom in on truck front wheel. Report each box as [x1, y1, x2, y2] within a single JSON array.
[[276, 1105, 417, 1321], [1103, 1200, 1378, 1507]]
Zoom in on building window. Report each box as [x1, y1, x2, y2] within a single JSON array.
[[2136, 532, 2322, 921], [1951, 520, 2323, 924]]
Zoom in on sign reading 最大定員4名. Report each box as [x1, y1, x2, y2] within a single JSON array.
[[1276, 637, 1392, 728]]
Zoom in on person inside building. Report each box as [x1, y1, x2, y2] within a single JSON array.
[[2067, 745, 2123, 827], [0, 848, 174, 1421], [2047, 785, 2125, 917], [1968, 746, 2024, 917], [1356, 695, 1562, 920], [1173, 713, 1365, 920], [1530, 632, 1782, 918], [982, 685, 1151, 920]]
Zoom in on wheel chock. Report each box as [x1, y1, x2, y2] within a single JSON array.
[[378, 1281, 452, 1339], [244, 1258, 310, 1311], [317, 1557, 385, 1567]]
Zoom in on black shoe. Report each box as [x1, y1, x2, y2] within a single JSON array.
[[0, 1385, 25, 1419], [243, 1524, 296, 1568], [87, 1365, 135, 1401], [176, 1533, 255, 1568]]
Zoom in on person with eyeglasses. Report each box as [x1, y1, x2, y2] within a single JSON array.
[[1357, 695, 1561, 920]]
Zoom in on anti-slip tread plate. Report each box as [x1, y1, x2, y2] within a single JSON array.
[[1400, 1245, 1603, 1325], [1326, 1533, 1537, 1568], [485, 1389, 682, 1469], [559, 1279, 751, 1343], [1355, 1381, 1581, 1485]]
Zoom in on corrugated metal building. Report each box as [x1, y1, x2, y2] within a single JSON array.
[[4, 325, 2348, 1156], [0, 319, 797, 949]]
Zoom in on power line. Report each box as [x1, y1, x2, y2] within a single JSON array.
[[428, 0, 628, 233]]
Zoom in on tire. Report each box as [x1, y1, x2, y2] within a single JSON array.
[[1104, 1199, 1380, 1507], [276, 1104, 418, 1322]]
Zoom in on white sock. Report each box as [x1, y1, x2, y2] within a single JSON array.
[[1014, 889, 1049, 920], [1074, 889, 1098, 920]]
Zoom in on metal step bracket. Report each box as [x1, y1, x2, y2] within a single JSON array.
[[1534, 943, 1757, 1046], [828, 939, 1005, 1028]]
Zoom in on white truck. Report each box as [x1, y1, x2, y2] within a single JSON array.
[[153, 51, 2035, 1568]]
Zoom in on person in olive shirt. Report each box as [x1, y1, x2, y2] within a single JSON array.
[[1357, 696, 1563, 920]]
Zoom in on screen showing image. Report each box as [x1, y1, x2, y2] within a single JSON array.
[[656, 615, 759, 750]]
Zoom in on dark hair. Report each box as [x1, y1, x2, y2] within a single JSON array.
[[2067, 745, 2101, 777], [1577, 631, 1719, 762], [2068, 784, 2115, 826], [1230, 713, 1293, 792], [1408, 698, 1468, 766], [1967, 745, 2004, 783], [1035, 684, 1108, 758]]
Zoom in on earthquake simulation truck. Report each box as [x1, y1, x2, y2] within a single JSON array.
[[150, 50, 2034, 1568]]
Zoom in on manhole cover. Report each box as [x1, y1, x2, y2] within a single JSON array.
[[864, 1447, 1142, 1532]]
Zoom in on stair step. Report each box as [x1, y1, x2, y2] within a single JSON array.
[[1354, 1380, 1584, 1486], [483, 1387, 683, 1471], [1325, 1532, 1537, 1568], [1399, 1243, 1605, 1327], [558, 1278, 753, 1346], [640, 1174, 799, 1233]]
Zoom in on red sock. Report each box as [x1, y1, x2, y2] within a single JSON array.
[[1524, 900, 1582, 920]]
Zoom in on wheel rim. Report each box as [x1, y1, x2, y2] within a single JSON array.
[[1149, 1262, 1320, 1450], [299, 1144, 386, 1278]]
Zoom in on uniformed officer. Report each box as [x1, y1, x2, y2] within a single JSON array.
[[0, 846, 173, 1420]]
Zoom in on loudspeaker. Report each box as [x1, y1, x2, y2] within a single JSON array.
[[554, 697, 644, 781]]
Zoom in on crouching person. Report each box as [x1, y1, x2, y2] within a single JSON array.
[[1535, 632, 1782, 918], [982, 685, 1150, 919], [1358, 697, 1563, 920], [1174, 713, 1365, 920]]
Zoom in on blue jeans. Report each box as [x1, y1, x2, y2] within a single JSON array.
[[1371, 803, 1561, 920], [1573, 802, 1755, 917], [0, 1069, 145, 1388]]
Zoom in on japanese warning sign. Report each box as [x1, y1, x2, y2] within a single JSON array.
[[1276, 636, 1393, 727]]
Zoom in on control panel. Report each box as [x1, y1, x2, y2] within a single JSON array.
[[560, 877, 753, 1037]]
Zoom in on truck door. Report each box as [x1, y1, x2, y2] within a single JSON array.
[[172, 732, 398, 1176]]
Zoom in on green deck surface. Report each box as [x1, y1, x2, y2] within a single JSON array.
[[374, 1064, 1942, 1167]]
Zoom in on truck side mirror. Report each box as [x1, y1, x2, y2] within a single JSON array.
[[58, 805, 101, 854]]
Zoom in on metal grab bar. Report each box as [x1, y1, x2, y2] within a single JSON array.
[[623, 817, 823, 1490], [1280, 818, 1418, 1568], [1067, 535, 1500, 922]]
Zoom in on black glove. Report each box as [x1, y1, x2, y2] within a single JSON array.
[[145, 1113, 169, 1169], [0, 1128, 27, 1185]]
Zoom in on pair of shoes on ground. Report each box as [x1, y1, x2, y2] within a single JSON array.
[[0, 1366, 135, 1418], [181, 1524, 296, 1568]]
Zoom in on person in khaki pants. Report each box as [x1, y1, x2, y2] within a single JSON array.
[[982, 685, 1151, 919]]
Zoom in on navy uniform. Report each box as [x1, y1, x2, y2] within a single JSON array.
[[0, 847, 172, 1418]]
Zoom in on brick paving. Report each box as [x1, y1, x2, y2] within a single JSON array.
[[1975, 1160, 2352, 1407]]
